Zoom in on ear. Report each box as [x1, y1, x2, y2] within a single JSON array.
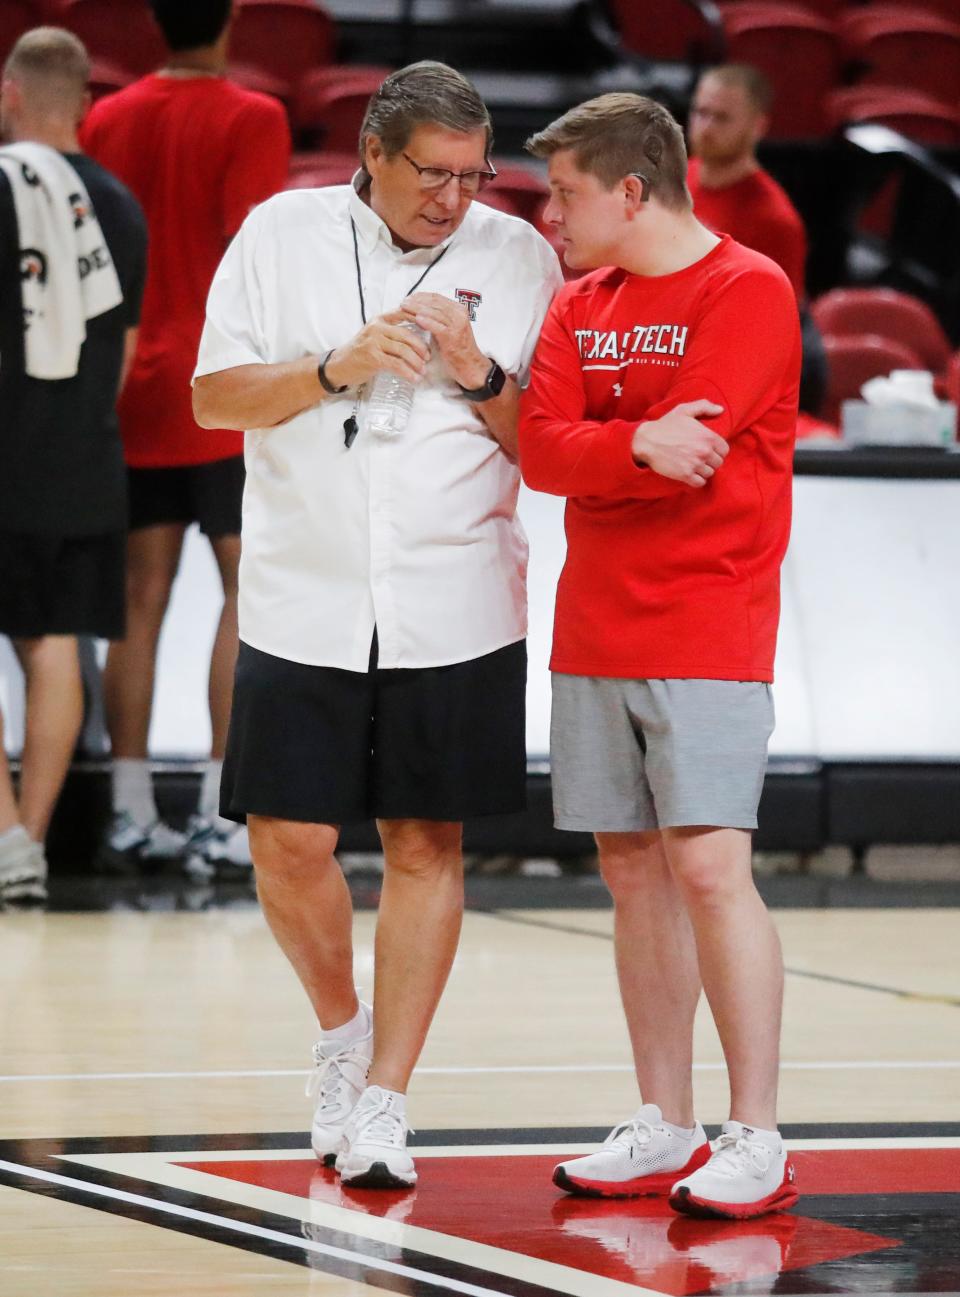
[[623, 173, 650, 211], [751, 112, 770, 147], [78, 88, 92, 126], [363, 134, 386, 173]]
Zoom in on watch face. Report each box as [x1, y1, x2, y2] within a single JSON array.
[[488, 361, 506, 397]]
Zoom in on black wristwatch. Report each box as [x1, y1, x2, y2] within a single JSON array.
[[457, 359, 506, 403]]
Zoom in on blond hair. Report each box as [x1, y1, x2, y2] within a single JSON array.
[[4, 27, 90, 114], [526, 93, 690, 210]]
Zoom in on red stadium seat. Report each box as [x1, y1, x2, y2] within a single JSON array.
[[58, 0, 166, 77], [481, 166, 549, 226], [285, 151, 357, 190], [812, 288, 952, 373], [603, 0, 727, 62], [840, 7, 960, 97], [87, 58, 136, 102], [827, 85, 960, 148], [230, 0, 336, 106], [720, 3, 840, 137], [820, 333, 924, 422], [294, 66, 388, 142], [0, 0, 41, 66]]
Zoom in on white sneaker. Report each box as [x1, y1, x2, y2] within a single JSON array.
[[0, 828, 47, 903], [669, 1120, 799, 1220], [96, 811, 186, 873], [554, 1104, 709, 1198], [306, 1013, 373, 1164], [182, 815, 252, 881], [335, 1085, 417, 1189]]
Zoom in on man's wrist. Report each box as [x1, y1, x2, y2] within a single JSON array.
[[318, 349, 349, 394], [455, 352, 491, 390]]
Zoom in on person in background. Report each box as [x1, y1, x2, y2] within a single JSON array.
[[81, 0, 290, 879], [0, 28, 146, 903], [687, 64, 827, 417], [520, 92, 801, 1220]]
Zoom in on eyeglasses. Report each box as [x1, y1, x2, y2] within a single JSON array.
[[402, 152, 497, 195]]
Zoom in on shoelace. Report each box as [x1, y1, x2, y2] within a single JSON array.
[[305, 1044, 370, 1113], [604, 1115, 655, 1154], [356, 1098, 414, 1149], [709, 1131, 772, 1178]]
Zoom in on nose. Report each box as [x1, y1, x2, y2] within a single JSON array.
[[542, 195, 561, 227], [432, 177, 462, 212]]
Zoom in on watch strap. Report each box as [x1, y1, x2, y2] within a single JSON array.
[[318, 349, 348, 395], [458, 359, 506, 402]]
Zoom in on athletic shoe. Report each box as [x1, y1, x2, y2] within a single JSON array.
[[182, 815, 253, 881], [306, 1013, 374, 1164], [669, 1121, 799, 1220], [95, 811, 187, 873], [0, 828, 48, 903], [335, 1085, 417, 1189], [553, 1104, 710, 1198]]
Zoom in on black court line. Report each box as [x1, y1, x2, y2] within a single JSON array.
[[478, 909, 960, 1009]]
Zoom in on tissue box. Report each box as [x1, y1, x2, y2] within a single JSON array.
[[841, 400, 957, 447]]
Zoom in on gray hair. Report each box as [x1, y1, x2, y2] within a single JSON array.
[[3, 27, 90, 106], [358, 61, 492, 170]]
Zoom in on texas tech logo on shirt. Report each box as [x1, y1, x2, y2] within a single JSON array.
[[575, 324, 689, 370], [455, 288, 482, 321]]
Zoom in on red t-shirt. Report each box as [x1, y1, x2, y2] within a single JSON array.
[[687, 158, 807, 302], [519, 235, 800, 682], [81, 75, 290, 466]]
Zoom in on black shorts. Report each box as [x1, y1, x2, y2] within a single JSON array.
[[0, 530, 126, 639], [221, 637, 528, 824], [127, 455, 244, 538]]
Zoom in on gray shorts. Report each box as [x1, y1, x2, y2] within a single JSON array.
[[550, 675, 775, 833]]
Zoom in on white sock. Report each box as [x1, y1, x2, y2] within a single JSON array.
[[112, 759, 156, 828], [663, 1120, 698, 1139], [321, 1002, 371, 1045], [200, 759, 223, 822]]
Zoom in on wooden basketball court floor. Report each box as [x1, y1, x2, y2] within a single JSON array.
[[2, 897, 959, 1296]]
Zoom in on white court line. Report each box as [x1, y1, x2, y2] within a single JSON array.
[[0, 1159, 519, 1297], [1, 1059, 960, 1084]]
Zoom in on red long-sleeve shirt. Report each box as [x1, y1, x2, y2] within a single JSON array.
[[519, 235, 800, 682]]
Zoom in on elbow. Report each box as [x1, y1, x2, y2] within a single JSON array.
[[192, 380, 220, 430]]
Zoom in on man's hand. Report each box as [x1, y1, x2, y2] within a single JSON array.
[[400, 292, 489, 389], [631, 400, 728, 488], [324, 310, 431, 389]]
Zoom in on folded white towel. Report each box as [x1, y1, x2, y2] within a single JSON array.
[[0, 141, 123, 380]]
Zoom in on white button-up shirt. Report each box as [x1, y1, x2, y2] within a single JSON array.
[[194, 179, 561, 670]]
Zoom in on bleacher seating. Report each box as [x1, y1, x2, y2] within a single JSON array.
[[58, 0, 166, 77], [720, 3, 841, 137], [812, 287, 953, 374], [820, 332, 924, 421], [827, 85, 960, 148]]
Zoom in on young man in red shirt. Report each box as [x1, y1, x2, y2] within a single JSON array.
[[687, 63, 826, 416], [81, 0, 290, 877], [520, 94, 801, 1219]]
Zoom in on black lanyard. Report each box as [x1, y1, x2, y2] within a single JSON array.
[[343, 216, 450, 447]]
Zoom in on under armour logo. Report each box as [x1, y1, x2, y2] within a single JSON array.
[[787, 1162, 796, 1182], [613, 382, 623, 397]]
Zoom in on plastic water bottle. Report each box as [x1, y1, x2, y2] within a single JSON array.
[[365, 323, 430, 438]]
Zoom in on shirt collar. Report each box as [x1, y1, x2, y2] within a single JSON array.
[[348, 169, 460, 263]]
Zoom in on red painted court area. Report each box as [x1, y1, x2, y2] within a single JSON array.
[[174, 1147, 947, 1295]]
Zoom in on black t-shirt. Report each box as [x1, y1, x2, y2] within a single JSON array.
[[0, 151, 147, 536]]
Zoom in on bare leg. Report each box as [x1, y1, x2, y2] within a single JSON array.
[[12, 636, 84, 842], [207, 534, 240, 760], [248, 815, 358, 1029], [0, 707, 21, 834], [596, 830, 702, 1128], [103, 524, 186, 757], [662, 826, 783, 1130], [367, 818, 463, 1094]]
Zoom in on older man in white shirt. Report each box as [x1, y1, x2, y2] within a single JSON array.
[[193, 61, 560, 1190]]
